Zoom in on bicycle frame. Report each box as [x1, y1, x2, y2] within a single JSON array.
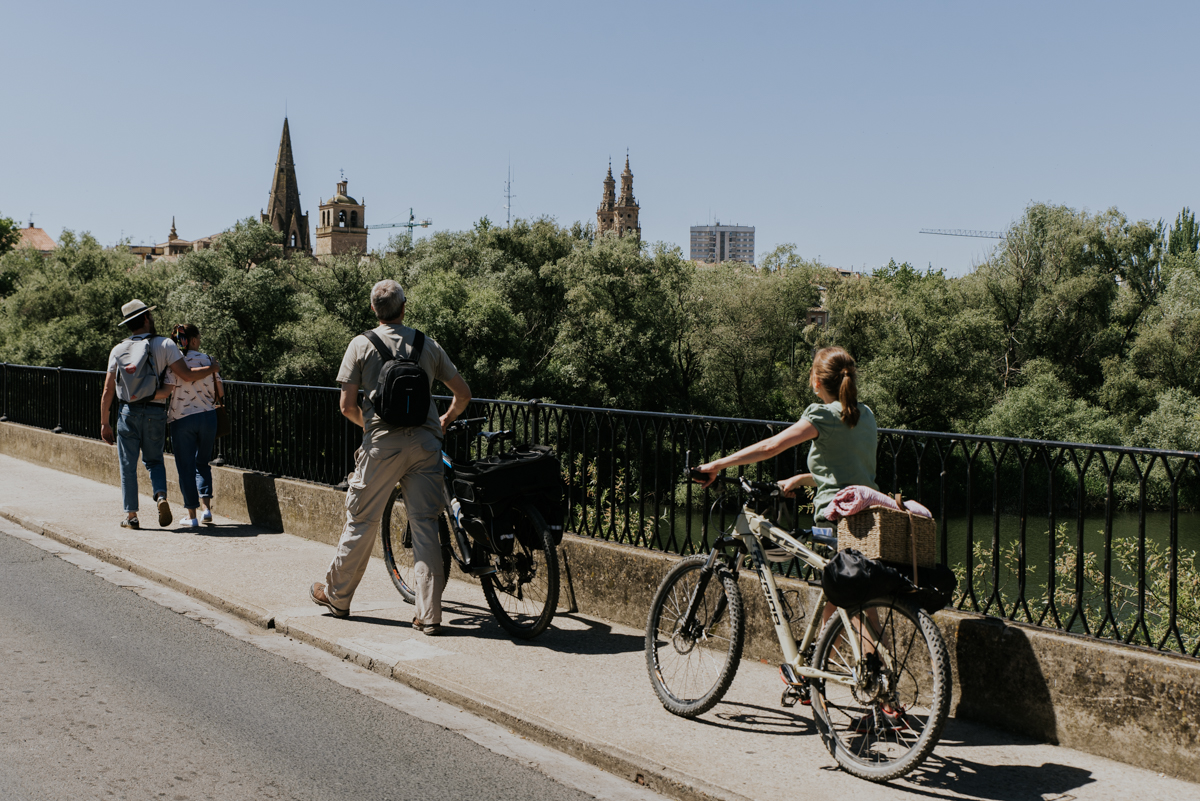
[[716, 505, 884, 689]]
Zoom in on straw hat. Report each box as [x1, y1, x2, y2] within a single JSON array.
[[119, 299, 157, 326]]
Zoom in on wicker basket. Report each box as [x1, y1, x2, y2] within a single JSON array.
[[836, 502, 936, 570]]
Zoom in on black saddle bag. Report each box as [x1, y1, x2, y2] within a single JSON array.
[[822, 548, 957, 612], [453, 445, 562, 504], [459, 501, 515, 555], [453, 445, 566, 551]]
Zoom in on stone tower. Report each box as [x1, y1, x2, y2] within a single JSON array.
[[616, 156, 641, 238], [260, 118, 312, 256], [315, 179, 367, 257], [596, 161, 617, 235], [596, 156, 640, 239]]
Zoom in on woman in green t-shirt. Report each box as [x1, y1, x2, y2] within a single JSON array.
[[696, 346, 878, 524], [697, 347, 901, 726]]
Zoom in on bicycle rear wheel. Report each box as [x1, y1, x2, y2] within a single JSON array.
[[645, 555, 745, 718], [810, 597, 950, 782], [381, 485, 452, 605], [480, 503, 560, 639]]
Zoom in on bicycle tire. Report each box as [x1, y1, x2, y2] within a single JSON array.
[[381, 484, 452, 605], [480, 503, 560, 639], [645, 555, 745, 718], [810, 597, 950, 782]]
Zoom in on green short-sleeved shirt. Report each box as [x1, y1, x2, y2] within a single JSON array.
[[336, 323, 461, 449], [801, 401, 879, 522]]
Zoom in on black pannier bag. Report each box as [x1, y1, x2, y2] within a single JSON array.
[[460, 503, 515, 555], [452, 445, 566, 549], [822, 549, 907, 610], [821, 548, 957, 613]]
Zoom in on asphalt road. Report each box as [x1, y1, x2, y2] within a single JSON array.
[[0, 527, 606, 801]]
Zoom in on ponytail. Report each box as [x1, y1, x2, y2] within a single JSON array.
[[812, 347, 860, 428], [838, 368, 860, 428]]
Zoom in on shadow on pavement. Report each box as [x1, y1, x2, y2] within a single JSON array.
[[516, 613, 645, 655], [697, 700, 818, 736], [191, 523, 272, 538], [902, 756, 1094, 800]]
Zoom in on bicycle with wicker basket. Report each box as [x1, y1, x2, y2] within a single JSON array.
[[644, 472, 951, 782]]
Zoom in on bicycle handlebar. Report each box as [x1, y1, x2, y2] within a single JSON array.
[[445, 416, 488, 434], [691, 470, 778, 498]]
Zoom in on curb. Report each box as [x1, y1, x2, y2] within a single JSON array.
[[0, 507, 750, 801]]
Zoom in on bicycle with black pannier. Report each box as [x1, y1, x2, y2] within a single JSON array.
[[381, 417, 564, 639]]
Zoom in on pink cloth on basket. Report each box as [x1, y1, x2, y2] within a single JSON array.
[[826, 485, 932, 521]]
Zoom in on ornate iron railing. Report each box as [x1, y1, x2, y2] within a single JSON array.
[[2, 362, 1198, 657]]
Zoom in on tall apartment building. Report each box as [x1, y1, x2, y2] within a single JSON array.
[[690, 224, 755, 265]]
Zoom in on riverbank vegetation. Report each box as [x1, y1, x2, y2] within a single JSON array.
[[1, 203, 1198, 452]]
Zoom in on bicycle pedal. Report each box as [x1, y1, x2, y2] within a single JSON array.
[[778, 664, 806, 686], [781, 685, 803, 708]]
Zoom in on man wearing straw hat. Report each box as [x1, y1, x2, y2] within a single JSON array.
[[100, 299, 221, 529]]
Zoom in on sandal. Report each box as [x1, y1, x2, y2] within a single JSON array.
[[412, 618, 442, 636]]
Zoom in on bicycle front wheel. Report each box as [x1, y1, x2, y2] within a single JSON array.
[[645, 555, 745, 718], [381, 485, 452, 605], [480, 503, 560, 639], [810, 597, 950, 782]]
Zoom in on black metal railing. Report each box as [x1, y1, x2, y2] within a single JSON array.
[[3, 362, 1198, 658]]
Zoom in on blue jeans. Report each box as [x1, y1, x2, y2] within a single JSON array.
[[170, 410, 217, 511], [117, 402, 169, 514]]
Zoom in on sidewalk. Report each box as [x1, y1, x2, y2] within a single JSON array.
[[0, 452, 1192, 801]]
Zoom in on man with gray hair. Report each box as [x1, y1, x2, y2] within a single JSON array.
[[310, 280, 471, 635]]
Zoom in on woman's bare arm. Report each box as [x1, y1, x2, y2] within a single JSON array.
[[695, 418, 819, 486]]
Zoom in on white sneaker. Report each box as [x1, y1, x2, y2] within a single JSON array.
[[200, 509, 214, 525], [184, 518, 200, 527]]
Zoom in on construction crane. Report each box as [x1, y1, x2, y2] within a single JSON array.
[[367, 208, 432, 236], [919, 228, 1005, 239]]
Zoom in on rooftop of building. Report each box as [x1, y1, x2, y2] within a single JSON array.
[[17, 224, 56, 252]]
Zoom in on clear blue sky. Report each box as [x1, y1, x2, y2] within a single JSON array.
[[2, 1, 1196, 276]]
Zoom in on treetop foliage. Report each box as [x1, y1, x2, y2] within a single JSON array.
[[0, 215, 20, 259], [1, 202, 1198, 450]]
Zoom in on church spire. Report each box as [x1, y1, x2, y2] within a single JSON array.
[[261, 118, 312, 255]]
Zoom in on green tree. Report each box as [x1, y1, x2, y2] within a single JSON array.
[[966, 204, 1163, 400], [1168, 207, 1199, 257], [974, 360, 1121, 445], [164, 219, 301, 382], [0, 215, 20, 257], [542, 235, 691, 411], [0, 230, 174, 368], [821, 263, 1000, 430], [690, 258, 820, 419]]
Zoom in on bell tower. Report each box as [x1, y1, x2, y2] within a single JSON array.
[[596, 155, 639, 239], [615, 155, 641, 239], [315, 178, 367, 256], [596, 160, 617, 236]]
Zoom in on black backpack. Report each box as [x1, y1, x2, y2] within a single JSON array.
[[363, 329, 431, 428]]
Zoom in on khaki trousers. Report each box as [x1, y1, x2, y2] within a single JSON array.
[[324, 429, 445, 624]]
